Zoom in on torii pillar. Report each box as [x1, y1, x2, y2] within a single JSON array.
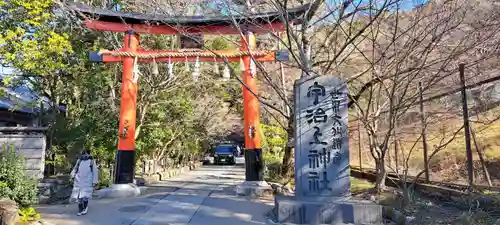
[[115, 30, 140, 184], [240, 31, 264, 182], [236, 31, 272, 196]]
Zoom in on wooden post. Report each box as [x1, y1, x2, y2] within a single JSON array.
[[387, 132, 392, 168], [39, 101, 44, 127], [278, 32, 289, 118], [471, 128, 492, 187], [241, 31, 263, 181], [459, 63, 474, 190], [141, 160, 146, 175], [114, 30, 140, 184], [393, 128, 399, 174], [280, 63, 288, 116], [418, 82, 430, 182], [393, 96, 399, 174], [357, 118, 363, 171]]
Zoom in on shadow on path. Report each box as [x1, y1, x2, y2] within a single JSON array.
[[37, 164, 271, 225]]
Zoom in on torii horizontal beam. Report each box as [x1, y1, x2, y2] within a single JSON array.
[[89, 49, 289, 63], [84, 20, 287, 35], [69, 2, 310, 35]]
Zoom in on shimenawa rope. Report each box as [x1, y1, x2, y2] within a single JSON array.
[[98, 49, 270, 58]]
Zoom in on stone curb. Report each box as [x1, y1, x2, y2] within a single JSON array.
[[265, 204, 403, 225], [263, 208, 280, 225], [265, 204, 412, 225], [140, 161, 203, 185], [382, 206, 413, 225], [23, 219, 55, 225]]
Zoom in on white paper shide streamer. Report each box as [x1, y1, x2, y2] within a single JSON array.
[[239, 57, 245, 71], [250, 58, 256, 77], [193, 56, 200, 81], [152, 58, 159, 76], [213, 57, 220, 75], [185, 56, 190, 72], [222, 64, 230, 80], [168, 57, 174, 78], [132, 56, 141, 83]]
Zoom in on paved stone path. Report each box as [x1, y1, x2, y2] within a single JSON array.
[[37, 162, 273, 225]]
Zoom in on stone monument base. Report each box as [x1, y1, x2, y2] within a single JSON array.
[[236, 181, 273, 198], [97, 183, 141, 199], [274, 195, 384, 225]]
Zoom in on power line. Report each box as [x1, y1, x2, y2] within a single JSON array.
[[350, 73, 500, 123], [406, 73, 500, 109]]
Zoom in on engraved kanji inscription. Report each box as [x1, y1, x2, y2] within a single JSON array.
[[331, 88, 342, 119], [308, 171, 320, 191], [320, 171, 331, 190], [330, 88, 342, 100], [306, 108, 327, 124], [332, 137, 342, 150], [319, 148, 331, 166], [331, 98, 340, 115], [332, 126, 342, 137], [308, 150, 319, 169], [310, 126, 328, 145], [332, 151, 342, 164], [307, 82, 326, 105], [309, 148, 331, 169]]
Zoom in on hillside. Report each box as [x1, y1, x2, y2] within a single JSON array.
[[350, 101, 500, 186]]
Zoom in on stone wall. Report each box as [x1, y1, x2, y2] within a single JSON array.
[[37, 175, 72, 204], [139, 161, 203, 185], [38, 161, 204, 204], [0, 134, 46, 179], [140, 157, 178, 176]]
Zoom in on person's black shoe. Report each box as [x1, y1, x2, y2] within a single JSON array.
[[77, 202, 84, 216]]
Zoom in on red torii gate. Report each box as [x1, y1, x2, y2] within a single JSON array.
[[70, 3, 308, 184]]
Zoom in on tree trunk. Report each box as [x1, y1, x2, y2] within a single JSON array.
[[282, 145, 293, 177], [282, 116, 295, 177], [375, 156, 387, 193]]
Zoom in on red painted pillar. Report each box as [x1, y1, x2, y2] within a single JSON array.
[[241, 32, 264, 181], [114, 30, 140, 184]]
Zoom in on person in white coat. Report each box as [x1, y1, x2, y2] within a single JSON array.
[[70, 150, 98, 216]]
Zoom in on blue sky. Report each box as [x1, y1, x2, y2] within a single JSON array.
[[111, 0, 428, 17], [335, 0, 429, 13], [312, 0, 429, 25], [0, 66, 14, 75]]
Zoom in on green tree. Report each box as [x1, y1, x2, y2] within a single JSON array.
[[0, 0, 247, 178]]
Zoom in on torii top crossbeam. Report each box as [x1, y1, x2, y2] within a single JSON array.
[[69, 3, 310, 35]]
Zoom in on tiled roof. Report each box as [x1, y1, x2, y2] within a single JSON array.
[[0, 74, 56, 114]]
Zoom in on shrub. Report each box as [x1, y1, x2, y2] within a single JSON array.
[[97, 167, 112, 189], [18, 207, 40, 222], [0, 145, 38, 207], [261, 124, 288, 183]]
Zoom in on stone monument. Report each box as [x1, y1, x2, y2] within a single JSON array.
[[274, 75, 383, 224]]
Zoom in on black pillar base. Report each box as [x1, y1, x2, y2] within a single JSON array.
[[244, 148, 264, 181], [114, 150, 135, 184]]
